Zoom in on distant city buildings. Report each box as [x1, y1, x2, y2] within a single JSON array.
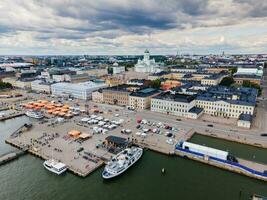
[[112, 63, 125, 74], [0, 53, 265, 129]]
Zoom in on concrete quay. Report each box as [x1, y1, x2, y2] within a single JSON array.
[[0, 111, 25, 121], [4, 106, 190, 177], [175, 147, 267, 182], [0, 149, 26, 166]]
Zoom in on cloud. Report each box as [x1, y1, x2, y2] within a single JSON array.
[[0, 0, 266, 54]]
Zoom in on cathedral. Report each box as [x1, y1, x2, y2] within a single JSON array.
[[134, 49, 162, 73]]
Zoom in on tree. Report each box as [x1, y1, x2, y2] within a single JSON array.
[[229, 67, 237, 75], [150, 79, 162, 88], [125, 63, 135, 71], [219, 77, 234, 86], [0, 81, 12, 90], [107, 67, 113, 75]]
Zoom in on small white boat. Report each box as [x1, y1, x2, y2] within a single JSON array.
[[102, 147, 143, 179], [43, 159, 67, 175], [25, 110, 44, 119]]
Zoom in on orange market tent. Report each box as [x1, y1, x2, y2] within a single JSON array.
[[68, 130, 81, 137], [47, 110, 54, 114], [61, 108, 69, 112], [34, 107, 41, 110], [58, 112, 65, 117], [53, 111, 60, 115], [25, 104, 33, 109], [65, 113, 73, 118], [78, 133, 92, 139], [62, 105, 69, 109]]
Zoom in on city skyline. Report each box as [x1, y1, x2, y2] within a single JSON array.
[[0, 0, 266, 55]]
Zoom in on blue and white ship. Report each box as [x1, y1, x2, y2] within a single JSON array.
[[102, 147, 143, 179]]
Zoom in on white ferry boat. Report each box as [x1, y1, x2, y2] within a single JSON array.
[[43, 159, 67, 175], [102, 146, 143, 179], [25, 110, 44, 119]]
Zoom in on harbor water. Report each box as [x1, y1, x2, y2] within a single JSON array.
[[0, 117, 267, 200]]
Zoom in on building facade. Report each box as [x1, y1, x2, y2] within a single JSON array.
[[112, 63, 125, 74], [196, 87, 257, 118], [151, 92, 198, 118], [92, 90, 104, 103], [129, 88, 160, 110], [103, 85, 140, 106], [31, 80, 51, 93], [51, 81, 106, 100]]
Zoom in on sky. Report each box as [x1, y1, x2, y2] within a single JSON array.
[[0, 0, 266, 55]]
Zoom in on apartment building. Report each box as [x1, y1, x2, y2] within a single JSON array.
[[129, 88, 160, 110], [233, 74, 261, 85], [102, 84, 140, 106], [92, 89, 104, 103]]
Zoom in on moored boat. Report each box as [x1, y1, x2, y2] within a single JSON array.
[[25, 110, 44, 119], [43, 159, 67, 175], [102, 146, 143, 179]]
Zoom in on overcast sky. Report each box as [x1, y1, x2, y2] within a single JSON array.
[[0, 0, 266, 55]]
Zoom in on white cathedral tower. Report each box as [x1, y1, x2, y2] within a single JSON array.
[[134, 49, 161, 73]]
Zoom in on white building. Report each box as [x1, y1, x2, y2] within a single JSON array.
[[52, 74, 65, 82], [112, 63, 125, 74], [196, 87, 257, 118], [31, 80, 51, 94], [151, 92, 203, 118], [51, 81, 106, 100], [134, 50, 162, 73], [235, 67, 263, 77], [237, 114, 252, 129]]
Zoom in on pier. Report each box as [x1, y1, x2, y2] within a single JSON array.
[[0, 149, 27, 166], [0, 111, 25, 121]]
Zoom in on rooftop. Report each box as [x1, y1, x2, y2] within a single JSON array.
[[239, 113, 253, 122], [152, 91, 195, 103], [130, 88, 160, 97], [188, 107, 204, 114], [197, 86, 258, 106], [51, 81, 106, 91], [103, 84, 140, 92], [105, 136, 127, 145]]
